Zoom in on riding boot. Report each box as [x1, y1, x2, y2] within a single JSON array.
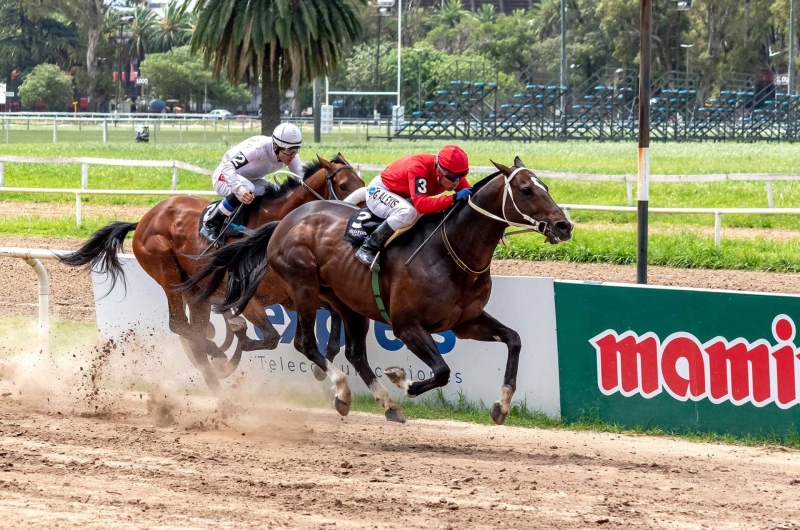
[[355, 221, 396, 268], [200, 205, 227, 242]]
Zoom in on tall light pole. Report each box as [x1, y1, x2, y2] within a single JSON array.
[[680, 43, 694, 82], [412, 48, 423, 112]]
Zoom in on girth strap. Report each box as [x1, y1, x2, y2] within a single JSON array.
[[371, 264, 392, 324]]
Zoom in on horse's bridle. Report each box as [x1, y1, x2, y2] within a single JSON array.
[[441, 168, 554, 275], [273, 163, 355, 201], [323, 164, 355, 200], [467, 167, 552, 235]]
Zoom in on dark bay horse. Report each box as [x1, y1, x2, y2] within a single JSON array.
[[58, 154, 365, 393], [186, 157, 572, 422]]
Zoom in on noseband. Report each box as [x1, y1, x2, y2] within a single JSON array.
[[468, 167, 551, 236]]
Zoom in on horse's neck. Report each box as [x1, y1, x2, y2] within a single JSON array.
[[441, 181, 508, 271], [281, 170, 328, 214], [248, 170, 328, 226]]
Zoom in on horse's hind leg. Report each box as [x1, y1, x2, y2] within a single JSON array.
[[384, 323, 451, 398], [312, 305, 343, 382], [331, 303, 405, 423], [234, 298, 281, 351], [451, 311, 521, 425]]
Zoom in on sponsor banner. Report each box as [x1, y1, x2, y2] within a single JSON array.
[[555, 280, 800, 434], [93, 261, 561, 415]]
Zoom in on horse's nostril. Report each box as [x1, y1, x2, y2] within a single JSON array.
[[555, 220, 572, 231]]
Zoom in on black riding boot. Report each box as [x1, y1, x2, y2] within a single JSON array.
[[355, 221, 396, 268], [200, 206, 227, 242]]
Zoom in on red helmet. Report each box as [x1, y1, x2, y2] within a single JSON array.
[[436, 145, 469, 175]]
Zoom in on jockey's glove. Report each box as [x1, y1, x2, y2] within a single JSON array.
[[455, 188, 472, 202]]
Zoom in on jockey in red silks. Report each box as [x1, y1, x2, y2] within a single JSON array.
[[355, 144, 472, 268]]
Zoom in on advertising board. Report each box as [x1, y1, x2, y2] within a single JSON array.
[[93, 261, 562, 415]]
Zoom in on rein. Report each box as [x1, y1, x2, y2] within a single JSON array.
[[273, 165, 354, 201], [437, 167, 552, 274]]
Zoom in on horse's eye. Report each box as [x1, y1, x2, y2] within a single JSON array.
[[339, 183, 348, 191], [521, 187, 533, 197]]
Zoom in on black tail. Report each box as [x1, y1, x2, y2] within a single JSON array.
[[57, 221, 138, 295], [179, 221, 280, 315]]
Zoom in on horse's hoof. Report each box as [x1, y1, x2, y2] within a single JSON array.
[[311, 363, 327, 381], [385, 407, 406, 423], [384, 366, 407, 388], [490, 402, 508, 425], [334, 396, 350, 416], [227, 315, 248, 334]]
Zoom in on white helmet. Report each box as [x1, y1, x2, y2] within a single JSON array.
[[272, 123, 302, 149]]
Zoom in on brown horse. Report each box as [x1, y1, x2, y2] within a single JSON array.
[[58, 154, 365, 393], [186, 157, 572, 422]]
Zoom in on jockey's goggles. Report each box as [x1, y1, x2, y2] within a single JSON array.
[[438, 164, 468, 182], [279, 146, 301, 155]]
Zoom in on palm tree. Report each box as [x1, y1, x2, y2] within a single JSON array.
[[471, 3, 495, 24], [128, 5, 158, 65], [191, 0, 363, 133], [150, 1, 193, 53]]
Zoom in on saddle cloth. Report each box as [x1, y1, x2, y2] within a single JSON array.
[[343, 208, 385, 246]]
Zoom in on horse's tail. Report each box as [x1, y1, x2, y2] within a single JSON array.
[[180, 221, 280, 316], [57, 221, 138, 294]]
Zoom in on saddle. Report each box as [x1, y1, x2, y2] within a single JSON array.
[[343, 208, 421, 248], [198, 201, 256, 245], [343, 208, 385, 246]]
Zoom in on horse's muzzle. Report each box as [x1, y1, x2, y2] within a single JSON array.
[[545, 219, 573, 244]]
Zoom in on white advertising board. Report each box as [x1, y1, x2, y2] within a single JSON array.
[[93, 260, 561, 416]]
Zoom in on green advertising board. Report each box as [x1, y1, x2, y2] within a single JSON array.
[[555, 280, 800, 436]]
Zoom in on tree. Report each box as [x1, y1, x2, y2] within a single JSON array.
[[18, 63, 73, 110], [48, 0, 105, 110], [0, 0, 80, 80], [191, 0, 363, 134], [149, 0, 193, 53], [128, 4, 158, 65], [140, 46, 251, 110]]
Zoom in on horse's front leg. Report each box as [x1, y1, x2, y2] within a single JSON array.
[[452, 311, 521, 425], [384, 323, 451, 398]]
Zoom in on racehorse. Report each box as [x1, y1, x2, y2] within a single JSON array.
[[58, 154, 365, 393], [184, 157, 572, 423]]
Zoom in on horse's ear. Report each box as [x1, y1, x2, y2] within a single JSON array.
[[514, 156, 525, 168], [336, 152, 349, 164], [491, 159, 512, 176], [316, 154, 334, 170]]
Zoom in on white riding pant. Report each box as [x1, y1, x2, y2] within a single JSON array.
[[212, 174, 272, 198], [366, 175, 417, 231]]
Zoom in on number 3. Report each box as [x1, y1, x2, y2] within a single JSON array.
[[415, 177, 427, 194]]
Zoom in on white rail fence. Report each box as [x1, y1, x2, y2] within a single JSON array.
[[0, 156, 797, 207], [0, 157, 798, 246]]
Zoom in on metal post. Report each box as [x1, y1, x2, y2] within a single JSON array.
[[81, 163, 88, 189], [626, 180, 633, 207], [172, 166, 178, 191], [53, 118, 57, 143], [24, 258, 49, 354], [103, 119, 107, 143], [4, 117, 8, 143], [314, 77, 321, 143], [203, 119, 206, 142], [714, 212, 722, 248], [791, 0, 796, 96], [75, 193, 82, 228], [560, 0, 567, 135], [637, 0, 652, 285], [0, 162, 4, 186], [766, 180, 774, 208]]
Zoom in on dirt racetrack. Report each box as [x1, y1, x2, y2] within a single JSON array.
[[4, 234, 800, 528]]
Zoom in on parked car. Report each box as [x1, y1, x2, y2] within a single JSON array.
[[205, 109, 232, 119]]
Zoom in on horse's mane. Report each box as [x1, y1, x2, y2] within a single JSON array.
[[252, 153, 347, 206]]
